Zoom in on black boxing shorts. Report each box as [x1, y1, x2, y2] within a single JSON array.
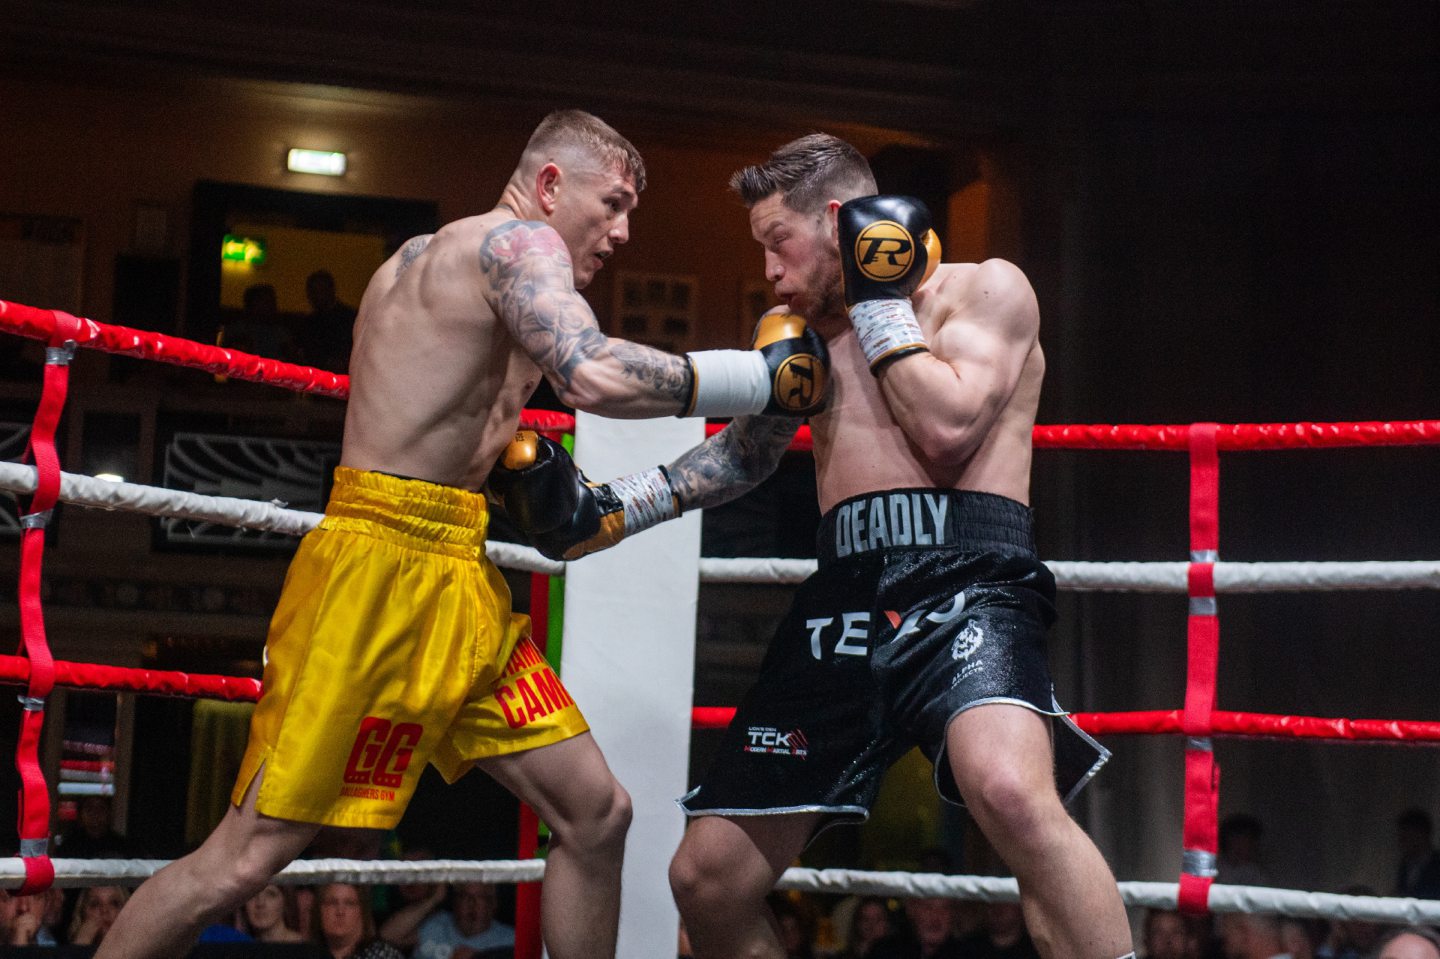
[[679, 489, 1108, 834]]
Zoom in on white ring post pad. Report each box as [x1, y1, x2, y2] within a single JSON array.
[[561, 412, 703, 958]]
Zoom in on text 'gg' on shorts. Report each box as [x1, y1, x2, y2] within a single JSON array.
[[233, 467, 589, 829], [680, 489, 1108, 836]]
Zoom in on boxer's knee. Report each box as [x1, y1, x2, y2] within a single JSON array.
[[669, 828, 753, 917], [965, 762, 1066, 853], [555, 776, 632, 858]]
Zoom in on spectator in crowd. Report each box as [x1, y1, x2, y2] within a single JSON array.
[[1144, 909, 1190, 959], [842, 896, 897, 959], [868, 896, 969, 959], [55, 796, 142, 859], [313, 882, 403, 959], [1218, 813, 1273, 887], [1216, 914, 1287, 959], [241, 882, 306, 943], [413, 881, 515, 959], [1323, 889, 1382, 959], [0, 888, 17, 942], [301, 268, 358, 373], [3, 886, 64, 946], [1281, 918, 1325, 959], [769, 892, 817, 959], [1374, 926, 1440, 959], [377, 846, 447, 952], [954, 901, 1040, 959], [67, 885, 130, 946], [227, 282, 297, 361], [1396, 809, 1440, 899]]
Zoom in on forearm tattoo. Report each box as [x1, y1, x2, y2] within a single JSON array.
[[668, 416, 798, 511], [480, 221, 688, 401], [609, 340, 692, 403], [395, 234, 434, 278]]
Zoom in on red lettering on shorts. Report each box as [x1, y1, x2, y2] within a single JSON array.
[[530, 667, 574, 713], [497, 686, 525, 729], [501, 637, 544, 679], [342, 717, 423, 789], [515, 676, 546, 724]]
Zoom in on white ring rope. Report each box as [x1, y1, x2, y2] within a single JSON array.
[[3, 858, 1438, 925], [0, 461, 561, 576], [0, 463, 1435, 590]]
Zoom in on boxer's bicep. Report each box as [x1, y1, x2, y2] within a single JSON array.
[[481, 221, 605, 382], [480, 220, 689, 412]]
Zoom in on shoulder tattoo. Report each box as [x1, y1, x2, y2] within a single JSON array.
[[395, 234, 434, 278], [479, 221, 687, 400], [478, 221, 603, 380]]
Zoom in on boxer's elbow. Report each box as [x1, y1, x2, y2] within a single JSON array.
[[907, 408, 990, 466], [551, 358, 635, 414]]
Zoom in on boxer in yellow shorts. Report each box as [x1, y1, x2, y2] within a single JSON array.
[[97, 110, 822, 959], [234, 468, 589, 829]]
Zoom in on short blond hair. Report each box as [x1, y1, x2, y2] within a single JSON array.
[[524, 109, 647, 191]]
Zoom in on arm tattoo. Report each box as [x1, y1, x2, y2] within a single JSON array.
[[479, 221, 688, 400], [480, 221, 603, 380], [667, 416, 799, 511], [609, 340, 692, 403], [395, 234, 433, 278]]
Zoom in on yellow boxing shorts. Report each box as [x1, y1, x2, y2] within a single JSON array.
[[232, 467, 589, 829]]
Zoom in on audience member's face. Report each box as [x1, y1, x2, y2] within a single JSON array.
[[84, 886, 126, 932], [1380, 933, 1440, 959], [319, 883, 364, 945], [453, 882, 497, 937], [1145, 911, 1188, 959], [908, 897, 954, 948], [855, 900, 891, 945], [245, 883, 287, 932], [0, 888, 18, 928]]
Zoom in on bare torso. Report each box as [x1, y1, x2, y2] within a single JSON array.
[[808, 262, 1042, 512], [341, 212, 542, 490]]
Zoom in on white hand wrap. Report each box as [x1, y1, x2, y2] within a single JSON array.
[[849, 299, 929, 372], [683, 350, 770, 417], [610, 466, 679, 535]]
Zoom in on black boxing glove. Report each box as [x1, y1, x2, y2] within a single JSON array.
[[837, 195, 943, 373], [486, 431, 680, 561], [682, 313, 828, 418]]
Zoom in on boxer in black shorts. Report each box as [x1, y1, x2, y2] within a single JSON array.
[[681, 489, 1107, 827], [500, 134, 1134, 957]]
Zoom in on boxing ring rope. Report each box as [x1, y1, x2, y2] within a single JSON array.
[[2, 299, 1439, 928], [2, 858, 1439, 926]]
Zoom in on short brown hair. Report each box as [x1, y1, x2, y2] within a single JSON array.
[[524, 109, 647, 192], [730, 133, 876, 213]]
